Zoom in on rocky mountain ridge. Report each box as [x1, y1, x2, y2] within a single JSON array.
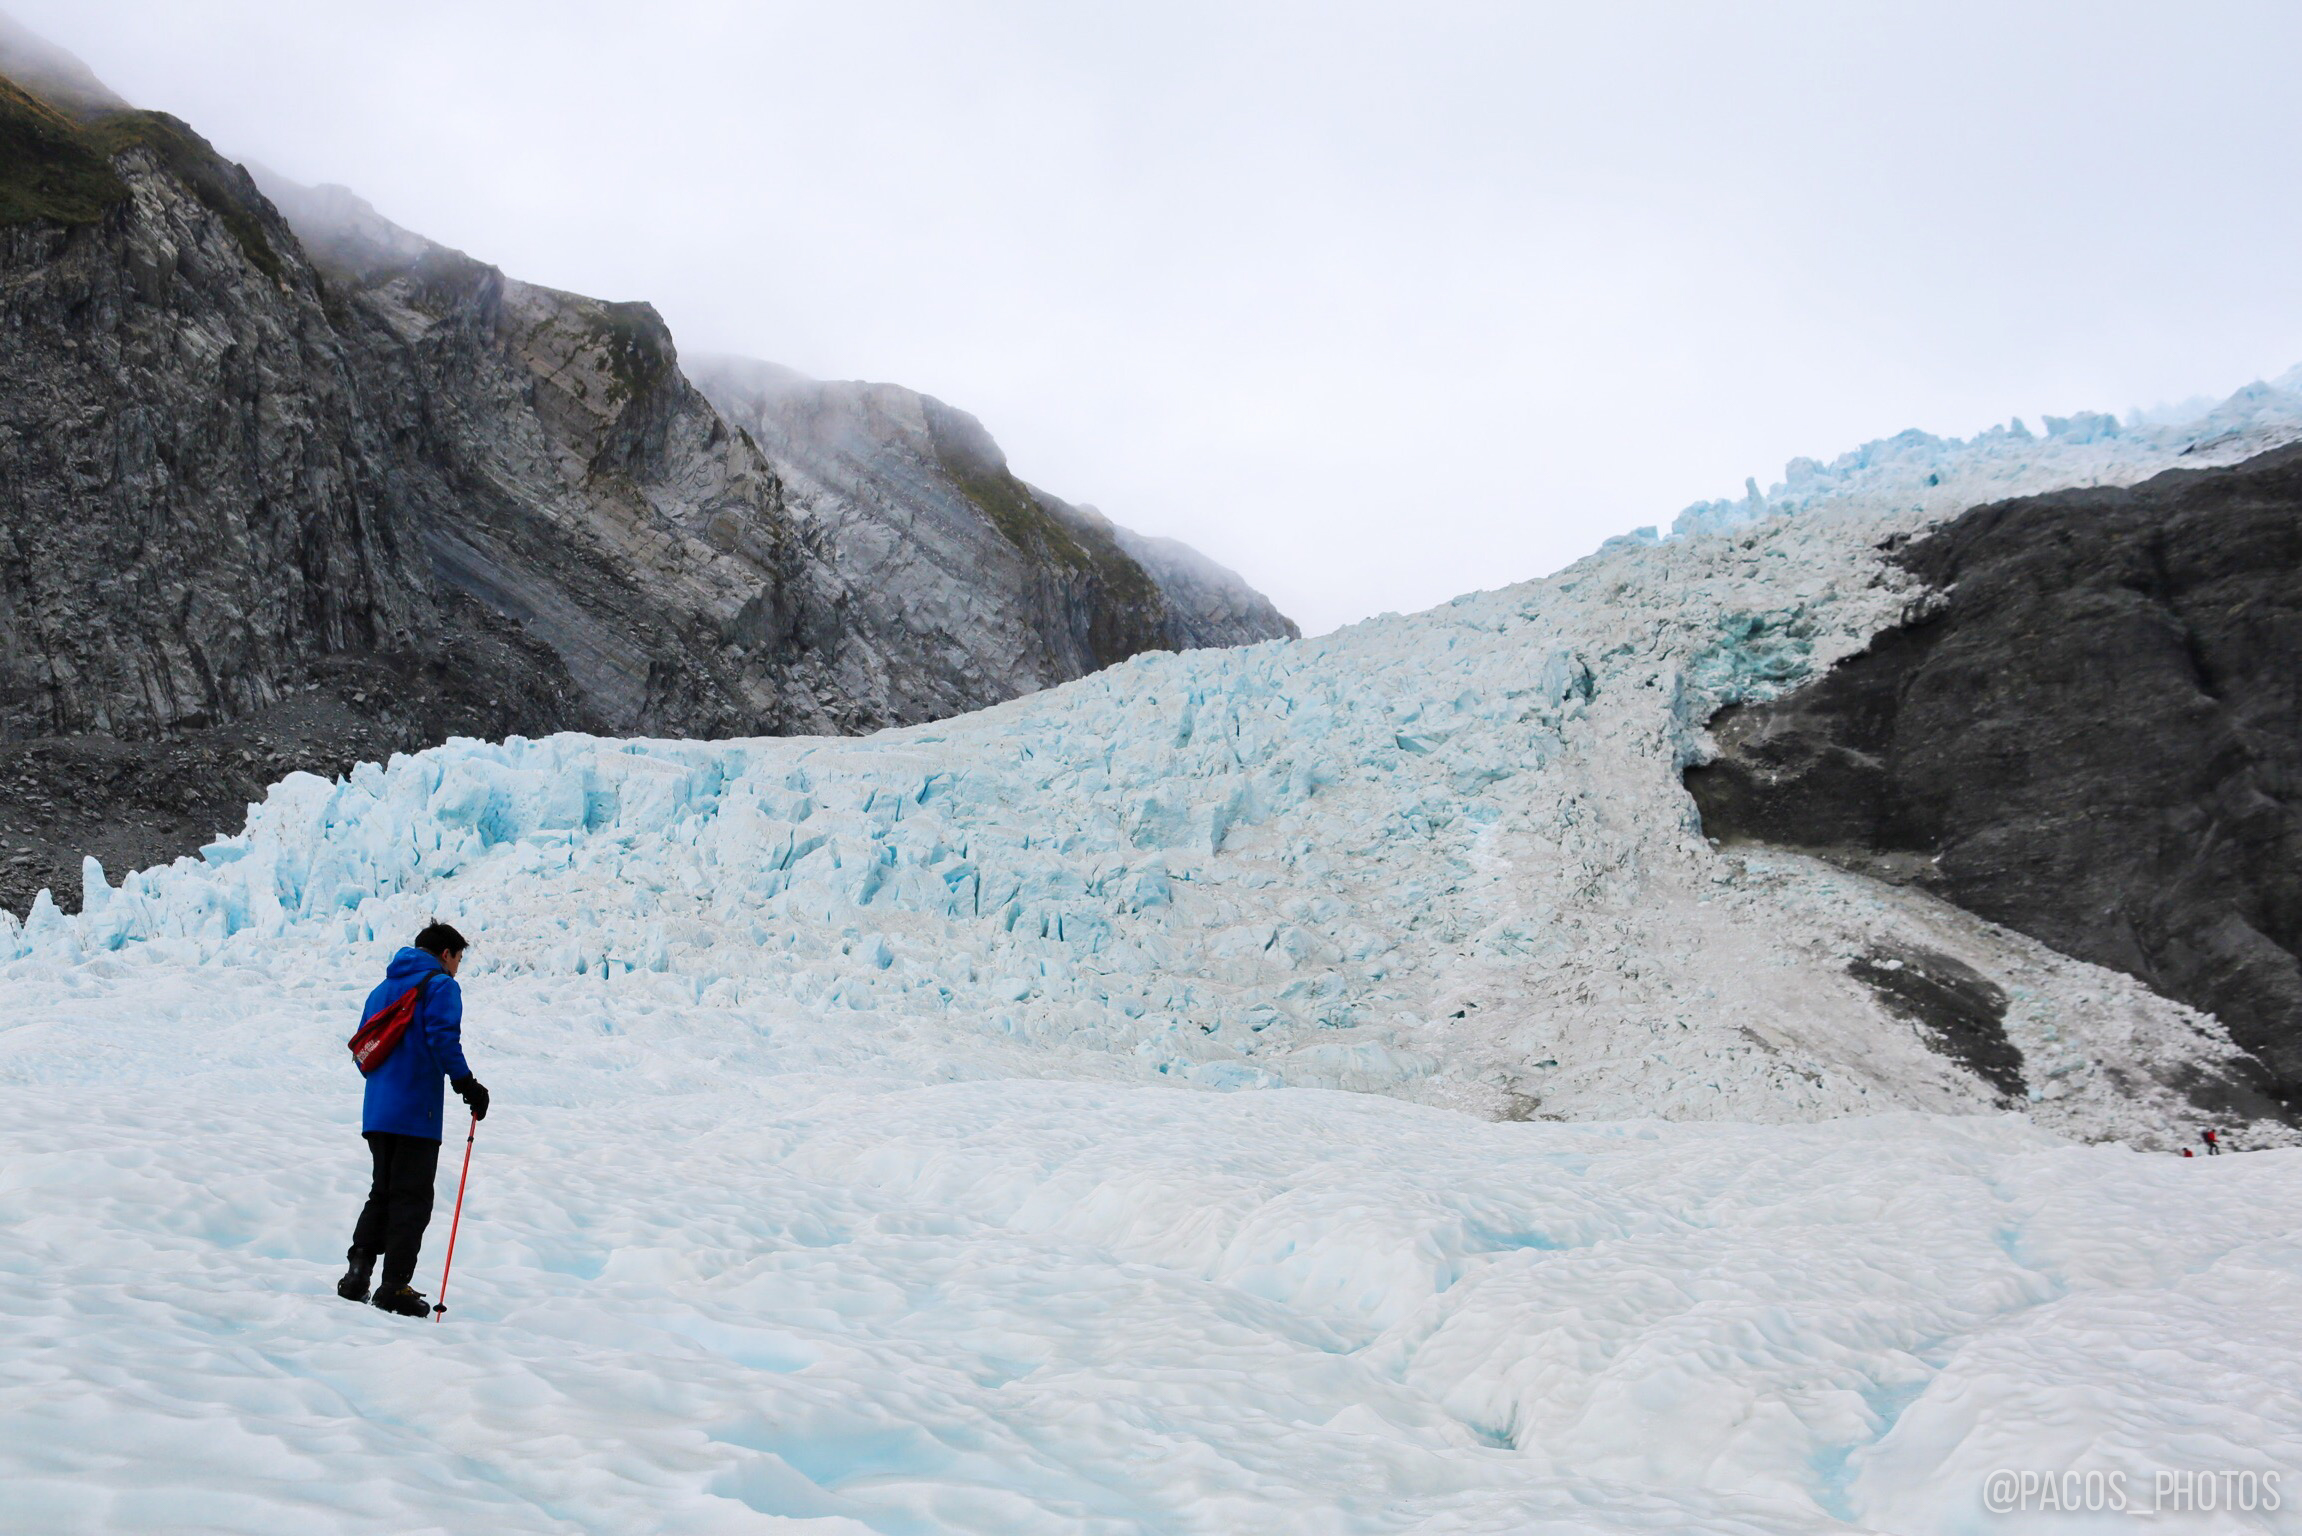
[[0, 23, 1292, 915], [689, 356, 1294, 729]]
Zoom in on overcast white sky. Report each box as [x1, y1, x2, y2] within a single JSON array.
[[17, 1, 2302, 633]]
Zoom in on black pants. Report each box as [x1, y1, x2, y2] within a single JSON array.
[[351, 1131, 441, 1289]]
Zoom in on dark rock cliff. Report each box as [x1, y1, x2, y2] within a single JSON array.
[[0, 56, 581, 906], [1685, 446, 2302, 1103], [0, 32, 1294, 915], [255, 184, 833, 739]]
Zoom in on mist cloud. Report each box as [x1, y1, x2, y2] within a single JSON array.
[[16, 0, 2302, 633]]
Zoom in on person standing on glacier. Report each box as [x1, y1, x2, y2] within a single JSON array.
[[338, 923, 490, 1317]]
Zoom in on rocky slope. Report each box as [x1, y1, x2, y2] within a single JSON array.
[[257, 179, 1294, 732], [1687, 445, 2302, 1106], [0, 26, 1292, 916], [691, 357, 1296, 727]]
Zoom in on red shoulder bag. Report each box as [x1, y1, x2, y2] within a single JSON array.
[[348, 976, 432, 1076]]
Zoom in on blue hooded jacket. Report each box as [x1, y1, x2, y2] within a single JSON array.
[[359, 947, 473, 1141]]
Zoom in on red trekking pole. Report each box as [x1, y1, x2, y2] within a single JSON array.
[[432, 1116, 477, 1322]]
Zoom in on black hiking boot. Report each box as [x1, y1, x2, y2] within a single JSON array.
[[373, 1282, 431, 1319], [337, 1247, 375, 1303]]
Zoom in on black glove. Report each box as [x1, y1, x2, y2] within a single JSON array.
[[452, 1076, 490, 1121]]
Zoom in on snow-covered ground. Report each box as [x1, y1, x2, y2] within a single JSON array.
[[8, 975, 2302, 1535], [6, 1010, 2300, 1533], [7, 375, 2302, 1532]]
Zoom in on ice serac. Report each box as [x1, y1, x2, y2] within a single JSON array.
[[0, 23, 1293, 915], [690, 355, 1298, 722], [1687, 445, 2302, 1107], [18, 366, 2302, 1150]]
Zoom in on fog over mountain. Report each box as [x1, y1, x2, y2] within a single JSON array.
[[12, 0, 2302, 634]]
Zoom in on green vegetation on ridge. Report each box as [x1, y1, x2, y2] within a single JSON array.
[[0, 72, 280, 279], [587, 302, 675, 405], [926, 411, 1171, 670]]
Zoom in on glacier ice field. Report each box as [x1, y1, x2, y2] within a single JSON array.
[[6, 376, 2302, 1533]]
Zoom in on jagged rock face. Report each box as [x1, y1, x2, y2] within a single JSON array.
[[0, 69, 799, 749], [262, 194, 1294, 738], [691, 358, 1298, 726], [278, 219, 831, 738], [0, 97, 411, 738], [0, 92, 606, 912], [1686, 446, 2302, 1103], [0, 35, 1293, 914]]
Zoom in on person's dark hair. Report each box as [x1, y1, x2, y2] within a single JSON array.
[[414, 922, 469, 958]]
